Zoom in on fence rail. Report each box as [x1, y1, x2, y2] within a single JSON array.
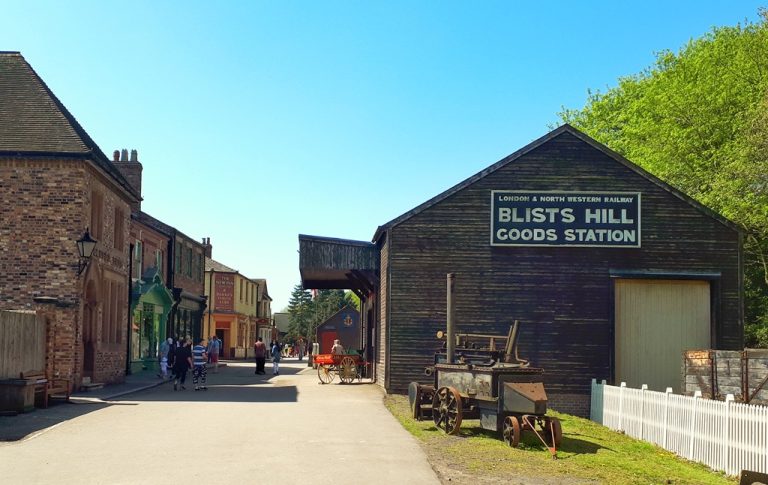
[[591, 379, 768, 476]]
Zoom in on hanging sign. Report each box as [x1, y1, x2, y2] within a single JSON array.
[[490, 191, 641, 247]]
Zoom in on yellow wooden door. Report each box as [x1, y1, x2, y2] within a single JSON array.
[[615, 279, 711, 392]]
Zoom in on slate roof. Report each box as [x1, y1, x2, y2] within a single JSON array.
[[0, 51, 138, 200], [205, 257, 238, 273]]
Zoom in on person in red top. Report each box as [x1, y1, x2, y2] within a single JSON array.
[[253, 337, 267, 375]]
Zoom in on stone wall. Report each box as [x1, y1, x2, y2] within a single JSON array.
[[684, 349, 768, 405]]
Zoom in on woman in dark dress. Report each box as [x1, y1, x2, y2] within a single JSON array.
[[173, 338, 193, 391]]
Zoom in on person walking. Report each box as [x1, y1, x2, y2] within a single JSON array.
[[173, 338, 193, 391], [253, 337, 267, 375], [192, 338, 208, 391], [207, 335, 221, 373], [158, 337, 172, 379], [271, 340, 281, 376]]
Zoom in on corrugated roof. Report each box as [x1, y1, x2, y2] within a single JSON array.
[[0, 52, 139, 200]]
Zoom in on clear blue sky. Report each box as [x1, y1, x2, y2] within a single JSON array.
[[2, 1, 763, 310]]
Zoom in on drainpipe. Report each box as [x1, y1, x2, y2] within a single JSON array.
[[207, 269, 214, 342], [126, 243, 134, 375]]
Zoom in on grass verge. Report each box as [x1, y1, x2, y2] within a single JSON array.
[[384, 394, 736, 485]]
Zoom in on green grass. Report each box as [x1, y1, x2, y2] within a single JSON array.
[[384, 394, 736, 485]]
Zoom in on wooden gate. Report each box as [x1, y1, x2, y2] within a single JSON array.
[[0, 310, 46, 379]]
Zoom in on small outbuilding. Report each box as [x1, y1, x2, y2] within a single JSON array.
[[299, 125, 743, 416], [316, 305, 360, 354]]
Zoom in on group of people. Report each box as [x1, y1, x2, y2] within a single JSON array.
[[158, 335, 223, 391], [252, 337, 284, 375]]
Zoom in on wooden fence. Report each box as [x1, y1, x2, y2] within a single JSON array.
[[591, 379, 768, 477], [0, 310, 46, 379]]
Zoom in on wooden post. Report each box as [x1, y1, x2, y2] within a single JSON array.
[[446, 273, 455, 365]]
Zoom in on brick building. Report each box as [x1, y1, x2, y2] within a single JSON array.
[[114, 149, 207, 356], [0, 52, 140, 388]]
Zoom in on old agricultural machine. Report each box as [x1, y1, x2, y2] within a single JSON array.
[[408, 274, 563, 457]]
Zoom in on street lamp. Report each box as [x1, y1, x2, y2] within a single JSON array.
[[76, 229, 97, 275]]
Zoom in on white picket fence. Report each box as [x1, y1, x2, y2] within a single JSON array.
[[590, 379, 768, 476]]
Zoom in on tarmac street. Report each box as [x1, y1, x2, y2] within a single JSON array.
[[0, 360, 441, 485]]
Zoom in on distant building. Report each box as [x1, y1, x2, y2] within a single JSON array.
[[316, 306, 360, 354], [273, 312, 290, 342], [204, 252, 269, 358]]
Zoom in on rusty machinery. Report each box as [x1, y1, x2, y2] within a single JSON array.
[[408, 273, 563, 458]]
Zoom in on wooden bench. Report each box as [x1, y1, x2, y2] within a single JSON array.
[[19, 371, 71, 408]]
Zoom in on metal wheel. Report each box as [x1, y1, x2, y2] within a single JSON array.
[[317, 365, 334, 384], [503, 416, 521, 448], [544, 417, 563, 446], [338, 356, 357, 384], [431, 386, 463, 435]]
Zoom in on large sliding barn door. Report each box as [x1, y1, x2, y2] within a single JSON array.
[[615, 279, 711, 392]]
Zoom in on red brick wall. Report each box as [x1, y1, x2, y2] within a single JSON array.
[[548, 392, 591, 418], [0, 156, 132, 387]]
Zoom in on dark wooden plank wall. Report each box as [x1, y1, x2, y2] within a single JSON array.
[[377, 238, 389, 387], [385, 131, 741, 395], [299, 238, 378, 271]]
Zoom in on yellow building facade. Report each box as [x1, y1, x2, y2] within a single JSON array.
[[204, 258, 266, 359]]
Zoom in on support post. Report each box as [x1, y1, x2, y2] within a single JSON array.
[[446, 273, 455, 365]]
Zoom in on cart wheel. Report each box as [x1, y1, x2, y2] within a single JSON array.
[[338, 356, 357, 384], [544, 417, 563, 446], [503, 416, 521, 448], [317, 365, 334, 384], [432, 386, 463, 435]]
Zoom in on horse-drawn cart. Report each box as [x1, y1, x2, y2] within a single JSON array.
[[314, 353, 367, 384]]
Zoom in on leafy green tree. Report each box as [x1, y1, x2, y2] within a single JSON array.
[[559, 10, 768, 347], [286, 285, 359, 342]]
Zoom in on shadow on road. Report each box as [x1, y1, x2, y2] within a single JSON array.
[[0, 401, 135, 442], [117, 383, 299, 403]]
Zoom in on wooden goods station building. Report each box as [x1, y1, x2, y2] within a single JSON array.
[[299, 125, 743, 415]]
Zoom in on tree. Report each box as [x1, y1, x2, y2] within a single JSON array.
[[287, 284, 312, 340], [286, 285, 359, 342], [559, 10, 768, 347]]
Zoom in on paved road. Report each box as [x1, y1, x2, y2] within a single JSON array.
[[0, 360, 440, 485]]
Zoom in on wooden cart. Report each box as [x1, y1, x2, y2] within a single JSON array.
[[314, 353, 368, 384]]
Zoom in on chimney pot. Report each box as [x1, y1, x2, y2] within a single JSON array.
[[130, 149, 138, 162], [121, 149, 129, 161], [113, 150, 120, 162]]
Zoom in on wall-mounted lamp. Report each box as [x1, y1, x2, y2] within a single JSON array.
[[76, 229, 97, 275]]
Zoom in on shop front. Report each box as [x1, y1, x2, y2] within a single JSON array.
[[130, 269, 173, 373]]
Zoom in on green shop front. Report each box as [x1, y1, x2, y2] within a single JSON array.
[[130, 269, 174, 373]]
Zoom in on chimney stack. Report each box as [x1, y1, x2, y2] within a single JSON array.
[[202, 237, 212, 258], [113, 147, 143, 213]]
